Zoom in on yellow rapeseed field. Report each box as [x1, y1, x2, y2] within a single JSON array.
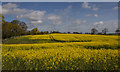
[[2, 34, 119, 70]]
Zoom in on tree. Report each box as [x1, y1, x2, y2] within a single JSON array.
[[19, 22, 28, 31], [91, 28, 98, 34], [2, 22, 24, 38], [73, 32, 79, 34], [115, 28, 120, 34], [79, 32, 82, 34], [50, 31, 60, 33], [31, 28, 40, 35], [11, 20, 28, 31], [26, 31, 31, 35], [0, 14, 5, 24], [2, 22, 12, 38], [11, 20, 19, 24], [43, 31, 49, 34], [67, 32, 70, 34], [102, 28, 108, 35], [2, 16, 27, 39]]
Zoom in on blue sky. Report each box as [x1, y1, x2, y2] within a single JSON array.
[[2, 2, 118, 32]]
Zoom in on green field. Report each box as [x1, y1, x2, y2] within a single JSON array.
[[2, 34, 119, 70]]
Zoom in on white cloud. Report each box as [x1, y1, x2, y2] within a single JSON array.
[[112, 6, 118, 10], [17, 10, 46, 25], [93, 21, 104, 26], [30, 20, 43, 24], [82, 2, 91, 9], [47, 14, 62, 25], [3, 3, 18, 9], [2, 3, 47, 28], [94, 14, 98, 17], [73, 19, 86, 25], [82, 3, 99, 11], [99, 21, 104, 25], [3, 3, 62, 26], [93, 7, 98, 11], [48, 14, 61, 20], [85, 14, 99, 17], [2, 3, 29, 14]]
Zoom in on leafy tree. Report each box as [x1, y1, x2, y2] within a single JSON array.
[[2, 16, 27, 39], [2, 22, 11, 38], [51, 31, 61, 33], [11, 20, 28, 31], [67, 32, 70, 34], [102, 28, 108, 35], [0, 14, 5, 23], [91, 28, 98, 34], [73, 32, 79, 34], [31, 28, 40, 35], [26, 31, 31, 35], [2, 22, 24, 38], [19, 22, 28, 31], [43, 31, 49, 34], [11, 20, 19, 24]]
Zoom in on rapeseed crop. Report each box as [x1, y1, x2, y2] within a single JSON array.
[[2, 34, 119, 70]]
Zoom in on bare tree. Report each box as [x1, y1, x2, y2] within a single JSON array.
[[115, 28, 120, 34], [102, 28, 108, 35]]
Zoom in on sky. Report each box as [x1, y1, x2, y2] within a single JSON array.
[[1, 2, 118, 33]]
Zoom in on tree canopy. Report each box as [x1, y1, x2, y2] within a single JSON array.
[[2, 16, 27, 39], [11, 20, 28, 31], [31, 28, 40, 35], [91, 28, 98, 34], [2, 22, 24, 38]]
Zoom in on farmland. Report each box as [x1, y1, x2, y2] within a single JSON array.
[[2, 34, 119, 70]]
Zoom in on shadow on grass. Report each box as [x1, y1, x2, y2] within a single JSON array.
[[83, 45, 119, 49], [53, 39, 92, 43], [3, 37, 56, 44], [3, 37, 92, 44]]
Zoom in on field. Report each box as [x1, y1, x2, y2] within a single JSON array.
[[2, 34, 119, 70]]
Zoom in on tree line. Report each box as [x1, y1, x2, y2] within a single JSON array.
[[1, 15, 49, 39], [1, 15, 120, 39], [91, 28, 120, 35]]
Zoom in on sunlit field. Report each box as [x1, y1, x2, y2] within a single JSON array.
[[2, 34, 119, 70]]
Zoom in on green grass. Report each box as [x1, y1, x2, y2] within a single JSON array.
[[2, 34, 119, 70]]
